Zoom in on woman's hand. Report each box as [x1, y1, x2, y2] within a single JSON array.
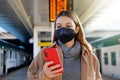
[[43, 61, 63, 79]]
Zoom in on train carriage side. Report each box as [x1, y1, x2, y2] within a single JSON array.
[[91, 34, 120, 79], [0, 40, 27, 75], [0, 48, 3, 76]]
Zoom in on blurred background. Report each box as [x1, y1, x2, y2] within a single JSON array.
[[0, 0, 120, 80]]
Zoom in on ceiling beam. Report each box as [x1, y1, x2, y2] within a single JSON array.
[[80, 0, 107, 24], [7, 0, 33, 36]]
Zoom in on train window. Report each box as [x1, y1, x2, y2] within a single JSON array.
[[10, 50, 12, 59], [111, 52, 116, 66], [13, 51, 15, 59], [1, 53, 3, 60], [0, 49, 3, 59], [6, 52, 10, 59], [15, 53, 17, 59], [0, 53, 1, 59], [104, 53, 108, 65]]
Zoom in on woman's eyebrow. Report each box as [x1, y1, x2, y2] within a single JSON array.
[[66, 22, 72, 24], [56, 23, 61, 25], [56, 22, 71, 25]]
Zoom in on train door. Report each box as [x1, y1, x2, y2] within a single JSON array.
[[96, 49, 102, 74], [0, 48, 3, 75], [3, 50, 6, 74]]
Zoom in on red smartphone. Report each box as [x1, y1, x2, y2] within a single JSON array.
[[43, 48, 63, 73]]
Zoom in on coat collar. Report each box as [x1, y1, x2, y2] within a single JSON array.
[[48, 41, 90, 55]]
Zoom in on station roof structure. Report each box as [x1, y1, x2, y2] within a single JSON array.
[[0, 0, 120, 51]]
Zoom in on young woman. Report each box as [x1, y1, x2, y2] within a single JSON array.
[[27, 10, 102, 80]]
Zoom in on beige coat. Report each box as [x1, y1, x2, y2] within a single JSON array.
[[27, 42, 102, 80]]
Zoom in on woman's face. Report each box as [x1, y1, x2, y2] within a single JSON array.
[[56, 16, 76, 30], [55, 16, 79, 43]]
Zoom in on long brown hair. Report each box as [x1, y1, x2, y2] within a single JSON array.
[[53, 10, 92, 52]]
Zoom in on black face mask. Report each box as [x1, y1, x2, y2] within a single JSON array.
[[56, 27, 76, 43]]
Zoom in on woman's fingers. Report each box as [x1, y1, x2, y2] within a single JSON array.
[[43, 61, 54, 69], [49, 64, 60, 71], [50, 72, 62, 78], [42, 61, 63, 79], [52, 68, 63, 74]]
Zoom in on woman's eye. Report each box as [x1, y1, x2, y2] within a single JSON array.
[[67, 26, 72, 28], [67, 26, 70, 27], [56, 26, 61, 28]]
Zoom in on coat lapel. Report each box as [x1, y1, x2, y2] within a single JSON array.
[[81, 46, 89, 80]]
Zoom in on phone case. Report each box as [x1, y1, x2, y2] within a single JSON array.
[[43, 48, 63, 73]]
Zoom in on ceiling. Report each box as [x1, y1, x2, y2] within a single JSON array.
[[81, 0, 120, 39], [0, 0, 120, 45], [0, 0, 32, 42]]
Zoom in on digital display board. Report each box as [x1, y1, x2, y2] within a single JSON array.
[[49, 0, 67, 22]]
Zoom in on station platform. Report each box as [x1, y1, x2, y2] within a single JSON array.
[[102, 75, 120, 80], [0, 67, 28, 80], [0, 66, 119, 80]]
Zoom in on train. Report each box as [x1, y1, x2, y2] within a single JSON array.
[[91, 34, 120, 79], [0, 40, 31, 76]]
